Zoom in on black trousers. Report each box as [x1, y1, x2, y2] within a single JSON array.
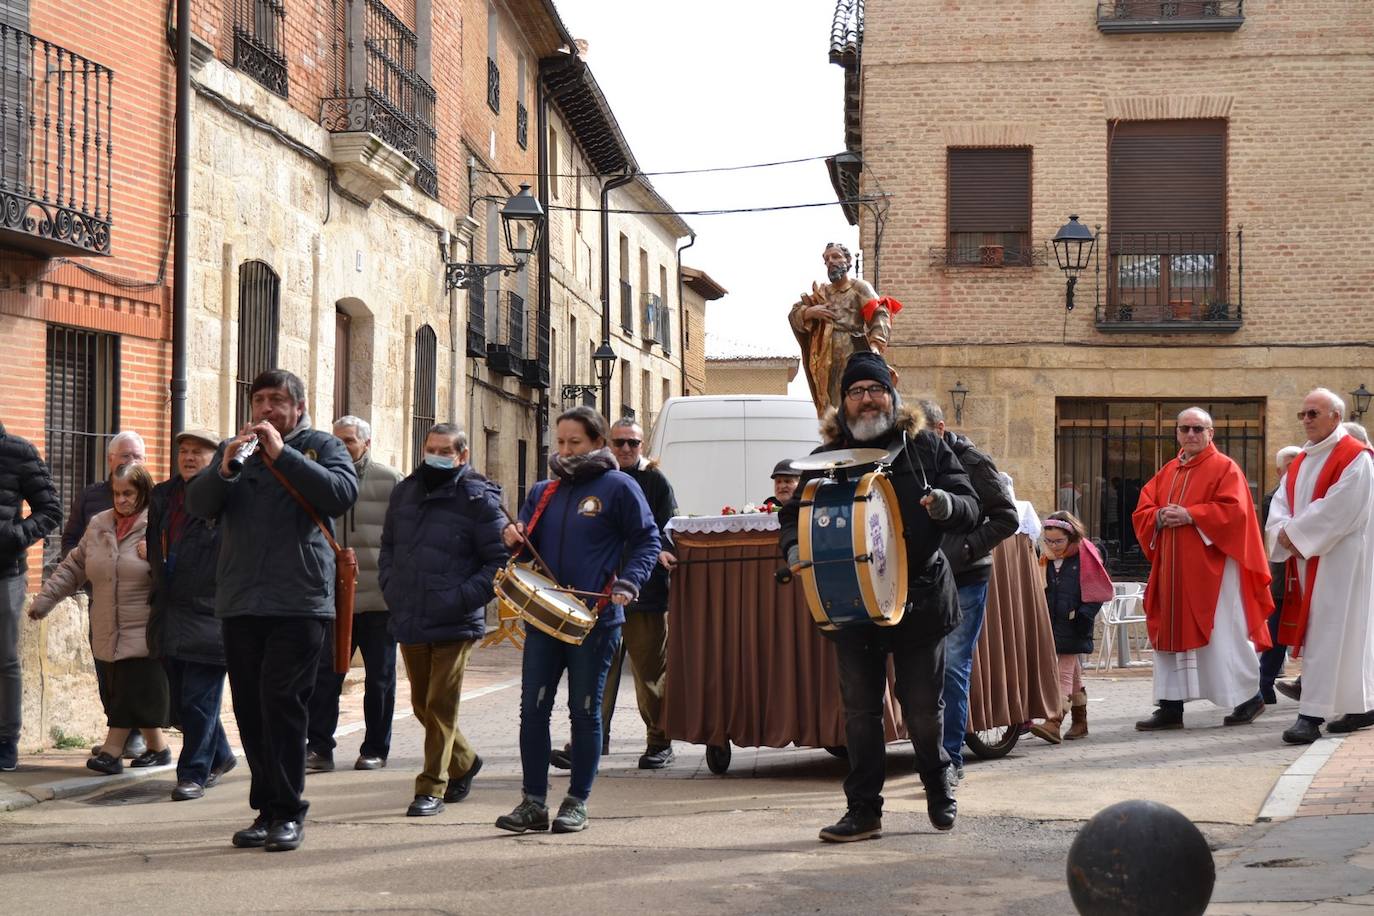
[[223, 615, 326, 822], [832, 626, 949, 817], [307, 613, 397, 760]]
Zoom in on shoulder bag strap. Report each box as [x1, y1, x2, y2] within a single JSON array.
[[263, 455, 342, 554]]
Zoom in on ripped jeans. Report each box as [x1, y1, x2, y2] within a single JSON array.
[[519, 624, 621, 802]]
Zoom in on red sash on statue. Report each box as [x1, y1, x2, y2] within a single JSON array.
[[1277, 435, 1372, 652]]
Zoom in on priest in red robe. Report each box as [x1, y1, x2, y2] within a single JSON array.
[[1132, 407, 1274, 731]]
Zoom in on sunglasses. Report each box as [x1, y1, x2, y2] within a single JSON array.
[[611, 438, 641, 448], [1177, 424, 1211, 434], [1296, 409, 1326, 421], [845, 384, 891, 401]]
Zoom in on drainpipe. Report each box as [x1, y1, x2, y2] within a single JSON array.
[[170, 0, 191, 459], [599, 169, 635, 418], [675, 232, 695, 396], [535, 66, 549, 477]]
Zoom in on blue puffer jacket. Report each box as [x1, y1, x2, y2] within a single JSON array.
[[518, 462, 659, 630], [1045, 553, 1103, 655], [379, 465, 508, 644]]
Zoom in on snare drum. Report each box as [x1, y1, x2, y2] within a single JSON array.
[[494, 562, 596, 645], [797, 471, 908, 630]]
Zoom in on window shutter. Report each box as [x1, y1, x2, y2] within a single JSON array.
[[948, 148, 1031, 233], [1109, 119, 1225, 237]]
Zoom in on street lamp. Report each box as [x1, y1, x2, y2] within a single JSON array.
[[1052, 215, 1096, 312], [445, 184, 545, 291], [1352, 383, 1372, 421], [593, 342, 616, 418], [949, 380, 970, 425]]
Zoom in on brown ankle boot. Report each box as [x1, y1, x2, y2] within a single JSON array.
[[1029, 696, 1068, 745], [1065, 689, 1089, 740]]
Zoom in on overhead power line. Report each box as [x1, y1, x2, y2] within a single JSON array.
[[548, 196, 886, 218], [472, 153, 838, 182]]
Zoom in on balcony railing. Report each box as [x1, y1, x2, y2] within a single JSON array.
[[1095, 230, 1243, 332], [619, 279, 633, 332], [516, 100, 528, 150], [933, 232, 1047, 268], [322, 0, 437, 197], [0, 27, 114, 256], [1097, 0, 1244, 32], [233, 0, 288, 97], [486, 290, 530, 377], [487, 57, 500, 114], [642, 293, 662, 346]]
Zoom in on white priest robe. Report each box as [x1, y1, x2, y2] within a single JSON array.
[[1153, 553, 1260, 708], [1265, 426, 1374, 720]]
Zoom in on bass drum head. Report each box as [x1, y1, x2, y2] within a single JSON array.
[[502, 564, 595, 644], [855, 472, 908, 622]]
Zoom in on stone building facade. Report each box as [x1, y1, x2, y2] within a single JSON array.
[[681, 267, 727, 397], [829, 0, 1374, 575], [706, 357, 800, 396]]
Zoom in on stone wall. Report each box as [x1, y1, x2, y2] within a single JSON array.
[[17, 593, 104, 753]]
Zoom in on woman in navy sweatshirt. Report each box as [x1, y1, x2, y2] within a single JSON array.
[[496, 406, 659, 835]]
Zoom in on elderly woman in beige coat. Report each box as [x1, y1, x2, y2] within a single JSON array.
[[29, 463, 171, 775]]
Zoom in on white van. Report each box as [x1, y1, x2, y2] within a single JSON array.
[[646, 395, 822, 516]]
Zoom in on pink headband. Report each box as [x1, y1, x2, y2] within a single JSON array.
[[1043, 519, 1074, 533]]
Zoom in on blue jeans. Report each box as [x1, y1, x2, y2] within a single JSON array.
[[519, 624, 621, 802], [163, 657, 233, 785], [941, 580, 990, 769], [307, 613, 398, 760]]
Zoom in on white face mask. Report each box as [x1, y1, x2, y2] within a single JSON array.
[[422, 454, 456, 469]]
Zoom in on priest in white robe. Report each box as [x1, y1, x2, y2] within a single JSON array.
[[1266, 388, 1374, 744]]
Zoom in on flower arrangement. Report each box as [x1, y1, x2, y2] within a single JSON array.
[[719, 502, 780, 515]]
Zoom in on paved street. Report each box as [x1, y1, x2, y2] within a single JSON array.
[[0, 645, 1338, 914]]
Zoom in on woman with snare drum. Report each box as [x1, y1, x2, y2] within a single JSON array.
[[497, 406, 660, 835]]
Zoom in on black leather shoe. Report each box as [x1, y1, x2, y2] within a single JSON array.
[[265, 819, 304, 852], [121, 731, 147, 759], [406, 795, 445, 817], [1224, 695, 1266, 726], [1282, 717, 1323, 744], [130, 747, 172, 768], [818, 807, 882, 842], [444, 755, 483, 803], [549, 745, 572, 770], [354, 755, 386, 770], [1326, 710, 1374, 734], [205, 756, 237, 788], [920, 767, 957, 832], [171, 781, 205, 801], [1275, 678, 1303, 702], [305, 751, 334, 772], [231, 815, 270, 848], [1135, 705, 1185, 731], [86, 752, 123, 776], [638, 745, 675, 770]]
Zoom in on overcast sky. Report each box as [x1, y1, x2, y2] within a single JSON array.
[[553, 0, 858, 394]]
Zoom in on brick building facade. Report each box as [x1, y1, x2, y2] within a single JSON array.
[[829, 0, 1374, 575], [706, 357, 799, 396]]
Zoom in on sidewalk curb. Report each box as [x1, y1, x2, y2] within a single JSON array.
[[1256, 735, 1343, 821]]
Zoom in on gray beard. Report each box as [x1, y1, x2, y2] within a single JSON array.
[[849, 410, 894, 442], [827, 263, 849, 283]]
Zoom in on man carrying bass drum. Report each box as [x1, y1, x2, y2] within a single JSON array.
[[778, 351, 980, 843]]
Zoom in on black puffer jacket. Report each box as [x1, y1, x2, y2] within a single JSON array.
[[1045, 553, 1103, 655], [147, 476, 224, 665], [939, 431, 1018, 586], [620, 460, 677, 613], [779, 405, 980, 646], [0, 422, 61, 577]]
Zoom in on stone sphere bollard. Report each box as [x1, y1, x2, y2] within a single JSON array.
[[1066, 799, 1215, 916]]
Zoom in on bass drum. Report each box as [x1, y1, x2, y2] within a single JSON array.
[[493, 562, 595, 645]]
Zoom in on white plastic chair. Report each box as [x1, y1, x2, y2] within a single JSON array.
[[1092, 596, 1124, 670]]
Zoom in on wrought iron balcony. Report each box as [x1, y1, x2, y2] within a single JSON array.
[[486, 290, 531, 377], [620, 279, 633, 332], [232, 0, 288, 97], [487, 57, 500, 114], [0, 27, 114, 256], [1095, 230, 1243, 332], [466, 283, 487, 356], [929, 233, 1048, 268], [1097, 0, 1244, 33], [321, 0, 437, 199], [516, 100, 528, 150]]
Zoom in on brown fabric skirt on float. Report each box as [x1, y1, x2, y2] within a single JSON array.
[[95, 657, 171, 729]]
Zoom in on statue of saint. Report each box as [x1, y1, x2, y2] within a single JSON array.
[[788, 242, 896, 415]]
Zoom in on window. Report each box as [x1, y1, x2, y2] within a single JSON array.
[[235, 261, 281, 430], [1107, 119, 1227, 321], [334, 308, 351, 417], [620, 359, 632, 419], [517, 439, 529, 508], [549, 128, 560, 198], [1055, 398, 1262, 577], [516, 55, 527, 149], [947, 147, 1032, 266], [486, 5, 499, 113], [485, 200, 501, 338], [641, 369, 651, 422], [412, 324, 437, 464], [619, 234, 632, 332], [43, 326, 118, 569], [233, 0, 288, 97]]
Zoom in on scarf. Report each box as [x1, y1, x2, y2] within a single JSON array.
[[114, 510, 143, 542], [548, 447, 617, 482], [421, 461, 465, 491]]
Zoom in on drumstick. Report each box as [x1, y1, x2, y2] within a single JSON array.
[[495, 501, 558, 581]]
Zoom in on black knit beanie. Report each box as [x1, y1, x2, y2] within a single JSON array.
[[839, 351, 894, 394]]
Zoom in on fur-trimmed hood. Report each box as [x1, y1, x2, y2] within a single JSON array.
[[819, 403, 928, 447]]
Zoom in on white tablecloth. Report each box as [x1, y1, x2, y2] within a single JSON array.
[[665, 513, 781, 536]]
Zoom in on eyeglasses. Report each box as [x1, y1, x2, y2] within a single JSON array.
[[1297, 409, 1326, 421], [844, 384, 890, 402], [1043, 536, 1069, 547], [610, 438, 641, 448], [1177, 425, 1211, 434]]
